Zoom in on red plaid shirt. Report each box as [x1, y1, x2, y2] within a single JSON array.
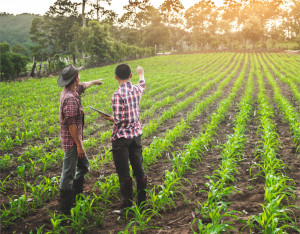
[[111, 80, 146, 141], [59, 83, 86, 151]]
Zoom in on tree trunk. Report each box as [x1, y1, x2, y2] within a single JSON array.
[[82, 0, 87, 66], [82, 0, 87, 27], [48, 58, 52, 74], [29, 61, 37, 77], [73, 54, 76, 65], [96, 0, 100, 21], [38, 63, 42, 77]]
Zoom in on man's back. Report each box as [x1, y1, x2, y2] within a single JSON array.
[[111, 80, 145, 141]]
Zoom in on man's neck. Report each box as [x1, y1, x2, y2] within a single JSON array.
[[118, 79, 130, 85], [68, 83, 77, 92]]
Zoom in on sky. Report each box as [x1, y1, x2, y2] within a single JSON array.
[[0, 0, 224, 16]]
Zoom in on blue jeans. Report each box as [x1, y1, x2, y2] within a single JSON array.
[[60, 145, 90, 190]]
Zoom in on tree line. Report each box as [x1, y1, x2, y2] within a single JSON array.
[[28, 0, 300, 63], [1, 0, 299, 80]]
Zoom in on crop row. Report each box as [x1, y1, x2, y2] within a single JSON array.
[[257, 54, 300, 149], [191, 54, 254, 233], [246, 54, 298, 233], [263, 53, 300, 105]]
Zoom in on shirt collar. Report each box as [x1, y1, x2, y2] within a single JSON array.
[[120, 81, 132, 89], [64, 86, 79, 98]]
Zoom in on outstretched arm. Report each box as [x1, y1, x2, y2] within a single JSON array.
[[82, 79, 103, 89]]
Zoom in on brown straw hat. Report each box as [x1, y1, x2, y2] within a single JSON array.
[[57, 64, 83, 87]]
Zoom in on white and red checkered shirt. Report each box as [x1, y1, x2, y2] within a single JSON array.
[[59, 83, 86, 151], [111, 80, 146, 141]]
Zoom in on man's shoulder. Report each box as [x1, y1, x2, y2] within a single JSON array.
[[61, 91, 77, 104], [113, 87, 123, 97]]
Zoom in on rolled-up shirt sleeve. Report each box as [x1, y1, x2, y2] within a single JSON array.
[[136, 80, 146, 95], [76, 83, 87, 96], [63, 97, 78, 126], [112, 93, 123, 125]]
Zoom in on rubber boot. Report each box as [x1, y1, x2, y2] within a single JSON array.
[[60, 189, 73, 215], [136, 177, 147, 208], [113, 177, 133, 215], [73, 177, 84, 202]]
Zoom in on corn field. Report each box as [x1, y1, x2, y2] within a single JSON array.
[[1, 52, 300, 233]]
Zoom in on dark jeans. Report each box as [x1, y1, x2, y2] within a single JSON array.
[[60, 145, 90, 190], [112, 136, 145, 178]]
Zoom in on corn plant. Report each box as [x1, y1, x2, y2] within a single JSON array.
[[68, 195, 100, 233], [0, 153, 11, 169], [122, 202, 161, 233], [148, 170, 186, 213], [48, 212, 67, 234], [92, 173, 119, 210], [1, 192, 27, 228], [17, 164, 26, 182], [0, 175, 11, 193]]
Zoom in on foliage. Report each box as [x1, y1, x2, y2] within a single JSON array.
[[242, 16, 264, 44], [143, 15, 171, 49], [0, 42, 29, 80]]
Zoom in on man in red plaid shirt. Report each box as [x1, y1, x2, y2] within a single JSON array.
[[100, 64, 147, 214], [58, 64, 102, 215]]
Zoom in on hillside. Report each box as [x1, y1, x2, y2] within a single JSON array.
[[0, 13, 40, 49]]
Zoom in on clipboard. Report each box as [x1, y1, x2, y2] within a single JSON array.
[[89, 106, 111, 117]]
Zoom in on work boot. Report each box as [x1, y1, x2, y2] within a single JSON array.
[[60, 189, 73, 215], [73, 177, 84, 202], [113, 177, 133, 215], [136, 176, 147, 208]]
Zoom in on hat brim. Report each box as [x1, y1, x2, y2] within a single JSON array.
[[57, 66, 84, 87]]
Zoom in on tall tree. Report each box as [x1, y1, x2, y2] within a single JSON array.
[[221, 0, 242, 23], [12, 44, 29, 57], [289, 0, 300, 36], [159, 0, 184, 50], [45, 0, 80, 54], [239, 0, 283, 26], [120, 0, 151, 28], [135, 5, 158, 28], [89, 0, 114, 21], [47, 0, 79, 17], [82, 0, 88, 27], [29, 17, 54, 60], [159, 0, 184, 27], [242, 16, 264, 47], [144, 15, 170, 50], [79, 20, 113, 62], [185, 0, 216, 49]]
